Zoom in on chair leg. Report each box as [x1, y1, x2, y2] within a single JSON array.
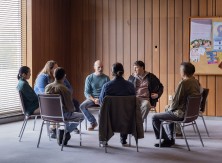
[[136, 139, 139, 152], [18, 118, 26, 137], [47, 122, 51, 141], [85, 118, 87, 130], [79, 119, 82, 146], [145, 117, 147, 132], [180, 124, 190, 151], [129, 134, 131, 146], [159, 122, 164, 147], [201, 115, 209, 137], [61, 125, 67, 151], [19, 117, 28, 142], [37, 121, 44, 148], [193, 121, 204, 147], [192, 121, 196, 133], [33, 116, 38, 131]]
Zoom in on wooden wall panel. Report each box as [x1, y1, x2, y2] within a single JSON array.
[[159, 0, 167, 112], [31, 0, 222, 116], [123, 0, 131, 79]]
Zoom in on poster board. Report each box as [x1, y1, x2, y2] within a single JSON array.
[[190, 17, 222, 75]]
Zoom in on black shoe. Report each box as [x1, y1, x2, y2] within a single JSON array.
[[64, 132, 71, 146], [154, 139, 175, 147], [57, 129, 64, 145], [50, 129, 57, 139]]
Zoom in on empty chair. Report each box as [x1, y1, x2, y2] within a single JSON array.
[[99, 96, 144, 153], [37, 94, 83, 151], [159, 95, 203, 151], [18, 90, 40, 142], [199, 88, 210, 136]]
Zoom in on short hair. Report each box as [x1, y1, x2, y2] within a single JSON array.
[[17, 66, 30, 80], [54, 67, 65, 80], [112, 62, 124, 77], [180, 62, 195, 76], [134, 61, 145, 70]]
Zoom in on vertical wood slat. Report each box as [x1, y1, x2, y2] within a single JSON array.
[[130, 0, 138, 74], [152, 0, 160, 111], [116, 0, 124, 64], [123, 0, 131, 79], [95, 0, 103, 61], [167, 0, 175, 101], [103, 0, 110, 76], [109, 0, 116, 70], [174, 0, 183, 88], [137, 0, 145, 62], [159, 0, 167, 112], [144, 0, 152, 74]]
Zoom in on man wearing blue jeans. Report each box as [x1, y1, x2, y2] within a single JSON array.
[[80, 60, 110, 131]]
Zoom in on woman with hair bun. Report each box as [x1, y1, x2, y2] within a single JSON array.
[[17, 66, 39, 115]]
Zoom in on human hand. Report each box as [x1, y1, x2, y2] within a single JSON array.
[[94, 98, 100, 105]]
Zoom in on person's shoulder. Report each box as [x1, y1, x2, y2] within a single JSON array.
[[17, 79, 27, 89], [86, 73, 94, 80], [37, 73, 48, 80]]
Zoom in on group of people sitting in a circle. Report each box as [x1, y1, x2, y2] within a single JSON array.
[[17, 60, 201, 147]]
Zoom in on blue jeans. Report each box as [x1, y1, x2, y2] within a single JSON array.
[[80, 99, 97, 125], [63, 112, 84, 133], [152, 111, 183, 141]]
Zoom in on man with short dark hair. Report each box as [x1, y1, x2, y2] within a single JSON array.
[[45, 67, 84, 146], [152, 62, 200, 147], [128, 61, 163, 121]]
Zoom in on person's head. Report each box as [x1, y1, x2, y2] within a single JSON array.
[[54, 67, 66, 81], [180, 62, 195, 79], [94, 60, 103, 74], [40, 60, 58, 78], [133, 61, 145, 75], [17, 66, 31, 80], [111, 62, 124, 77]]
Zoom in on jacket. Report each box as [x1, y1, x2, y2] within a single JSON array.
[[99, 96, 144, 142], [17, 79, 39, 115], [128, 72, 163, 106]]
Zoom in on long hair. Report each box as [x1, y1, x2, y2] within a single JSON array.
[[38, 60, 57, 80], [17, 66, 30, 80]]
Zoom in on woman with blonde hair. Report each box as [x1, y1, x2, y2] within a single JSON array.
[[34, 60, 80, 138]]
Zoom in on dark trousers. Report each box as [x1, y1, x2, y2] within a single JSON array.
[[73, 98, 80, 112], [152, 111, 183, 141]]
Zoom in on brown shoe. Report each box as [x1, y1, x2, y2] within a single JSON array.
[[88, 122, 98, 131]]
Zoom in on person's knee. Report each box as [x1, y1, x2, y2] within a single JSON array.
[[152, 114, 159, 122]]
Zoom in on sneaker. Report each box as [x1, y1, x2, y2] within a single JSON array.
[[100, 141, 108, 147], [50, 129, 57, 139], [154, 139, 175, 147], [88, 122, 98, 131]]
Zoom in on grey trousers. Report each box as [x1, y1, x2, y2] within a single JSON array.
[[137, 98, 151, 121]]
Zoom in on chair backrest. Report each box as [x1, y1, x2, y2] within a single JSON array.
[[200, 88, 209, 113], [100, 96, 137, 133], [183, 95, 202, 123], [18, 90, 26, 115], [38, 94, 64, 122]]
